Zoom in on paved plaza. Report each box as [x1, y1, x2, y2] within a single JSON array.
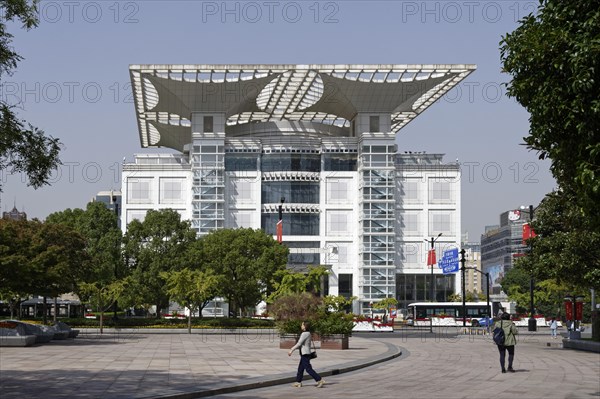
[[0, 328, 598, 398]]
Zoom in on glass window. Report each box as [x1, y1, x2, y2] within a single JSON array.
[[127, 178, 152, 203], [288, 252, 320, 265], [429, 179, 452, 203], [369, 116, 380, 132], [397, 179, 420, 202], [230, 180, 254, 202], [261, 182, 319, 204], [126, 209, 148, 225], [327, 180, 349, 202], [327, 211, 349, 234], [261, 213, 319, 236], [204, 116, 213, 133], [261, 153, 321, 172], [339, 274, 353, 299], [323, 153, 357, 171], [160, 178, 185, 204], [430, 211, 452, 235], [225, 154, 258, 171], [398, 212, 420, 236]]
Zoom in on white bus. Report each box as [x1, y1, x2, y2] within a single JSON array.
[[407, 302, 493, 327]]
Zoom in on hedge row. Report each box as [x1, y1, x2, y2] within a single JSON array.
[[21, 317, 277, 329]]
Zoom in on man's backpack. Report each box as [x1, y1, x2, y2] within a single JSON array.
[[493, 321, 505, 345]]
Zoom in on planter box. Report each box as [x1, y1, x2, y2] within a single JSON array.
[[279, 334, 299, 349], [320, 334, 349, 350]]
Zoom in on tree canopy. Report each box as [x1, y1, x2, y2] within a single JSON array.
[[501, 1, 600, 211], [199, 228, 288, 316], [122, 209, 198, 316], [500, 0, 600, 291], [0, 0, 62, 191], [515, 192, 600, 289]]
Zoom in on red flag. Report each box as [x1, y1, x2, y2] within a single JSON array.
[[276, 219, 283, 243], [427, 249, 436, 267]]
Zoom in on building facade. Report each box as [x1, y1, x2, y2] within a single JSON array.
[[93, 191, 122, 228], [122, 64, 475, 314], [462, 242, 483, 297], [481, 209, 532, 302], [2, 205, 27, 221]]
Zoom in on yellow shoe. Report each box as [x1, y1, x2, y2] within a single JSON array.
[[316, 380, 325, 388], [291, 382, 302, 388]]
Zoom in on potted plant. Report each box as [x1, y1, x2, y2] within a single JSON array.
[[314, 312, 354, 349], [269, 292, 322, 349]]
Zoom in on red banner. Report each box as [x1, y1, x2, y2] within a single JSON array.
[[565, 301, 584, 320], [564, 302, 573, 320], [427, 249, 437, 266], [576, 302, 583, 320], [522, 223, 537, 244], [276, 220, 283, 243]]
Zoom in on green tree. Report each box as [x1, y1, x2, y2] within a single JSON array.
[[199, 228, 288, 316], [500, 1, 600, 212], [47, 202, 124, 320], [500, 0, 600, 293], [47, 202, 123, 286], [29, 221, 88, 323], [323, 295, 355, 313], [1, 0, 61, 192], [268, 265, 330, 302], [122, 209, 198, 317], [0, 219, 35, 317], [79, 280, 125, 334], [161, 268, 221, 333], [373, 297, 398, 322], [516, 192, 600, 290]]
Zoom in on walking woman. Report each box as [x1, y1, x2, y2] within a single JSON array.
[[288, 321, 324, 388], [494, 312, 519, 373]]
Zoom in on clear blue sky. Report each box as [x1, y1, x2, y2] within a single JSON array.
[[1, 0, 554, 239]]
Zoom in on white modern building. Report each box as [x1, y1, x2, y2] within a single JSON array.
[[122, 64, 475, 314]]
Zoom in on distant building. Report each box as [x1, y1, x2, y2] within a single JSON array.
[[93, 191, 122, 228], [3, 205, 27, 221], [481, 209, 532, 302], [462, 242, 482, 297]]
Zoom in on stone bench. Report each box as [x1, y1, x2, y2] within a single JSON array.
[[0, 335, 37, 347]]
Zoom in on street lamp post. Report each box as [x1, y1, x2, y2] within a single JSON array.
[[564, 294, 585, 339], [112, 195, 120, 322], [521, 204, 537, 332], [464, 267, 491, 327], [277, 197, 285, 244], [425, 233, 443, 302], [460, 249, 467, 327]]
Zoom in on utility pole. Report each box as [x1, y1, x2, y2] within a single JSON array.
[[425, 233, 443, 301], [526, 204, 536, 332], [460, 248, 466, 327]]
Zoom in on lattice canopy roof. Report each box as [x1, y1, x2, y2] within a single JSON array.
[[129, 64, 476, 151]]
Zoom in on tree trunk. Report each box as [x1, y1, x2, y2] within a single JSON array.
[[188, 311, 192, 334], [53, 297, 58, 323], [99, 309, 104, 334], [42, 297, 48, 324]]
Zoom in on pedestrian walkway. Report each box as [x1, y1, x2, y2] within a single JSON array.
[[0, 329, 397, 398], [0, 329, 598, 399], [224, 330, 600, 399]]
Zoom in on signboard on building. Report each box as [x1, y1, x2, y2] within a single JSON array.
[[438, 248, 459, 274]]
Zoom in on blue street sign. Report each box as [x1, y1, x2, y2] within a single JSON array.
[[438, 248, 459, 274]]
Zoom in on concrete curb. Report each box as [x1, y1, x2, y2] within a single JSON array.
[[562, 338, 600, 353], [146, 340, 403, 399]]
